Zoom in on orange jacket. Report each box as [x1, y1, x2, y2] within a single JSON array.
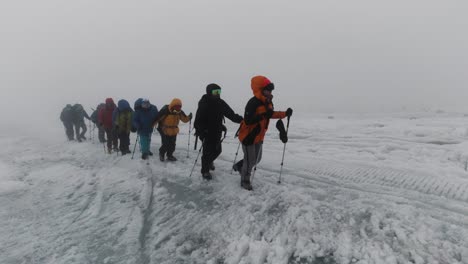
[[238, 76, 286, 145], [154, 98, 191, 136]]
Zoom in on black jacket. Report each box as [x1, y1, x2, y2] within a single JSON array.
[[194, 94, 242, 139]]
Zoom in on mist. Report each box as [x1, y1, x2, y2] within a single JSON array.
[[1, 0, 467, 136]]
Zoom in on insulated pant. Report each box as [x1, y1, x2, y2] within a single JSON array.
[[74, 120, 87, 140], [97, 125, 106, 143], [105, 128, 118, 150], [63, 121, 74, 140], [139, 134, 151, 154], [201, 137, 222, 173], [159, 131, 177, 157], [240, 143, 263, 183], [118, 132, 130, 152]]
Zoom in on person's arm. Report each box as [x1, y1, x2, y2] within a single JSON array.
[[243, 99, 263, 125], [222, 100, 243, 124], [179, 110, 191, 123], [83, 110, 91, 120]]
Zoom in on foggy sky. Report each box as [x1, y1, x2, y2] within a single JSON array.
[[1, 0, 468, 133]]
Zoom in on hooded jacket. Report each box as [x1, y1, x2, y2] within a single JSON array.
[[60, 105, 74, 123], [98, 98, 117, 129], [72, 104, 90, 123], [238, 76, 286, 145], [154, 98, 190, 137], [112, 99, 133, 134], [132, 99, 158, 135], [194, 84, 243, 139]]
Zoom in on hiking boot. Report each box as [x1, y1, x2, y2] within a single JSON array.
[[241, 181, 253, 191], [81, 136, 87, 140], [77, 138, 82, 142], [148, 151, 154, 156], [209, 163, 215, 171], [107, 148, 112, 154], [159, 153, 165, 162], [142, 153, 148, 160], [202, 172, 213, 181], [167, 155, 177, 162]]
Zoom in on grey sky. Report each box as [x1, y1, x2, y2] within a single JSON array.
[[1, 0, 467, 132]]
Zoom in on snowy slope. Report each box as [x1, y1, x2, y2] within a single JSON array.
[[1, 113, 468, 264]]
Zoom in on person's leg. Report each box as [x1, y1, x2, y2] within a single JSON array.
[[105, 128, 112, 151], [80, 121, 87, 139], [118, 132, 125, 152], [166, 136, 177, 160], [139, 134, 149, 159], [64, 122, 74, 140], [112, 129, 119, 150], [98, 126, 106, 142], [74, 122, 81, 142], [201, 139, 217, 174], [159, 131, 167, 160], [123, 132, 130, 152]]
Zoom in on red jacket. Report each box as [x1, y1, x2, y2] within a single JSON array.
[[98, 98, 116, 129]]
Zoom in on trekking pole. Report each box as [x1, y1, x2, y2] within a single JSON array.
[[131, 134, 140, 160], [230, 141, 241, 174], [278, 116, 291, 184], [187, 119, 191, 158], [189, 143, 203, 178]]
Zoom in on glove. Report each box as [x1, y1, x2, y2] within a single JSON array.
[[279, 131, 288, 143], [276, 119, 288, 143], [286, 108, 293, 117], [221, 124, 227, 132], [264, 109, 273, 119], [188, 112, 193, 120]]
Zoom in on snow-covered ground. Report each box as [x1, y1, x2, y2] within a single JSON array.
[[1, 112, 468, 264]]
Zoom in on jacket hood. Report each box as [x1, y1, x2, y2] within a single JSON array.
[[134, 98, 143, 109], [206, 83, 221, 95], [105, 98, 114, 104], [169, 98, 182, 111], [117, 99, 131, 111], [251, 75, 272, 102]]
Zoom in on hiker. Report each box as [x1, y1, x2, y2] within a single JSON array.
[[133, 98, 158, 160], [234, 75, 293, 190], [154, 98, 192, 162], [72, 104, 91, 142], [194, 83, 243, 180], [60, 104, 74, 141], [113, 99, 133, 155], [91, 103, 107, 143], [98, 98, 118, 153]]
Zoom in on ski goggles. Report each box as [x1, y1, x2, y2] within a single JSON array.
[[211, 89, 221, 95]]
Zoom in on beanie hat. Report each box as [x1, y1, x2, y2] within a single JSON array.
[[206, 83, 221, 94]]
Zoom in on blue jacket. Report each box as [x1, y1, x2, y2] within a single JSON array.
[[132, 99, 158, 136]]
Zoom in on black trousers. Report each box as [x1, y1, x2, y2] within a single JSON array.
[[63, 122, 74, 140], [159, 132, 177, 157], [118, 132, 130, 152], [105, 128, 118, 150], [97, 125, 106, 143], [201, 137, 222, 173]]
